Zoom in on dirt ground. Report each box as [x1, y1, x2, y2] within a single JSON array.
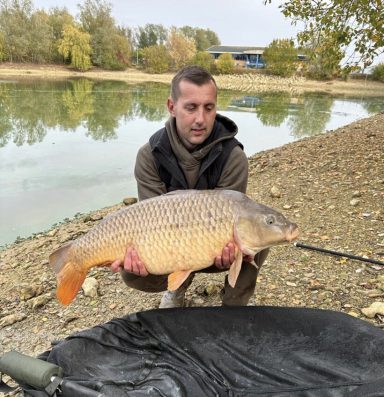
[[0, 65, 383, 395]]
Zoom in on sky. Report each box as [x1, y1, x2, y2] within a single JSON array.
[[33, 0, 301, 47]]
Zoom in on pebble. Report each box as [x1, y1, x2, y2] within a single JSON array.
[[361, 301, 384, 318], [18, 284, 44, 301], [347, 311, 360, 318], [270, 186, 282, 198], [82, 277, 99, 298], [0, 313, 27, 328], [46, 229, 58, 237], [350, 198, 360, 206], [28, 294, 52, 310], [352, 191, 362, 198], [192, 298, 205, 305], [90, 213, 103, 221], [123, 197, 138, 206], [204, 284, 221, 296]]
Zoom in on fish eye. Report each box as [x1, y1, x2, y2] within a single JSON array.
[[266, 215, 275, 225]]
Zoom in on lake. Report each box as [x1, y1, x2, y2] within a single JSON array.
[[1, 79, 383, 247]]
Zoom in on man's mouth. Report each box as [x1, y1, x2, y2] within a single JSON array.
[[191, 128, 206, 135]]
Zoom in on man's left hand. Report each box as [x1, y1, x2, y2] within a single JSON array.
[[214, 242, 235, 270]]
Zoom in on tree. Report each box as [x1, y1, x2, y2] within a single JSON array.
[[79, 0, 112, 35], [303, 31, 344, 79], [47, 7, 74, 63], [371, 63, 384, 82], [263, 39, 298, 77], [205, 29, 221, 48], [167, 28, 196, 70], [108, 33, 131, 69], [79, 0, 130, 69], [266, 0, 384, 69], [58, 24, 92, 71], [0, 0, 33, 62], [28, 10, 52, 63], [141, 45, 170, 73], [216, 53, 234, 74], [136, 24, 168, 49], [179, 26, 220, 51], [0, 32, 5, 61]]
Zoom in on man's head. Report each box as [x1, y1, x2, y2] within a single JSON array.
[[167, 65, 217, 150]]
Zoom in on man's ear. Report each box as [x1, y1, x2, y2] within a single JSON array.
[[167, 97, 175, 116]]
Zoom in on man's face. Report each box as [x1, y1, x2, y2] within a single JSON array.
[[167, 80, 217, 150]]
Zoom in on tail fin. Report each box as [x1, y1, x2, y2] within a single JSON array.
[[49, 243, 86, 305]]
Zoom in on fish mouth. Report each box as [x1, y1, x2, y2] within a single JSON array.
[[286, 224, 300, 242]]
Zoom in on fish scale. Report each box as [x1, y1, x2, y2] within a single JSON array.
[[76, 192, 231, 272], [49, 189, 299, 305]]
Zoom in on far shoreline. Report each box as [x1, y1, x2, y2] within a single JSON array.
[[1, 63, 384, 96]]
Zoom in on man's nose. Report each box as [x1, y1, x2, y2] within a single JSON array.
[[195, 107, 205, 124]]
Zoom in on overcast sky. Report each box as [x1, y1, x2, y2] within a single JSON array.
[[33, 0, 301, 47]]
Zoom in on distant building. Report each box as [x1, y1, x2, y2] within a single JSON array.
[[206, 45, 307, 69], [206, 45, 266, 69]]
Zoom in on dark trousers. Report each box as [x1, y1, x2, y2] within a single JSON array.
[[121, 249, 269, 306]]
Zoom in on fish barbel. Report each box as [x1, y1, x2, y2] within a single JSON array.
[[49, 189, 299, 305]]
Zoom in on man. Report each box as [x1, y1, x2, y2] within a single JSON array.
[[111, 65, 268, 308]]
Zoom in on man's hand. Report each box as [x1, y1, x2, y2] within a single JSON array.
[[110, 247, 149, 277], [214, 242, 235, 270]]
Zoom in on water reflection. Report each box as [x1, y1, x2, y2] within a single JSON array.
[[287, 94, 334, 137], [229, 91, 335, 136], [0, 80, 170, 146], [1, 79, 383, 147], [254, 92, 291, 126]]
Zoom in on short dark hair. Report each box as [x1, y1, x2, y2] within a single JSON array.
[[170, 65, 217, 101]]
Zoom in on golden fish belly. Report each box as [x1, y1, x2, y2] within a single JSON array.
[[74, 191, 236, 274]]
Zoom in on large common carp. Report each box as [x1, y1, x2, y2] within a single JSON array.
[[49, 189, 299, 305]]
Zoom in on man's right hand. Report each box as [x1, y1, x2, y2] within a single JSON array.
[[110, 247, 149, 277]]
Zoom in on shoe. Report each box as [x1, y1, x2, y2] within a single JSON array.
[[159, 289, 186, 308], [159, 274, 195, 308]]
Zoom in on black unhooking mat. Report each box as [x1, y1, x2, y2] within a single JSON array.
[[24, 306, 384, 396]]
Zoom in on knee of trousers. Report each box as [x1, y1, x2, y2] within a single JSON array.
[[121, 270, 168, 292]]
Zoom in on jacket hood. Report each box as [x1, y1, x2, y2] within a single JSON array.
[[165, 113, 238, 162]]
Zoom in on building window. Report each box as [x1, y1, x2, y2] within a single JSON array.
[[233, 54, 246, 61]]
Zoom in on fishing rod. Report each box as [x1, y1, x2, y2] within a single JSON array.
[[293, 242, 384, 267]]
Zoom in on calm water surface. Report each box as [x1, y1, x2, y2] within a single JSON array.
[[1, 79, 383, 246]]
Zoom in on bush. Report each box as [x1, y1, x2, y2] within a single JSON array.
[[191, 51, 215, 72], [216, 53, 234, 74], [141, 45, 171, 73], [371, 63, 384, 82]]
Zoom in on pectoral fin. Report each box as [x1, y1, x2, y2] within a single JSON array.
[[168, 270, 193, 291], [228, 250, 243, 288]]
